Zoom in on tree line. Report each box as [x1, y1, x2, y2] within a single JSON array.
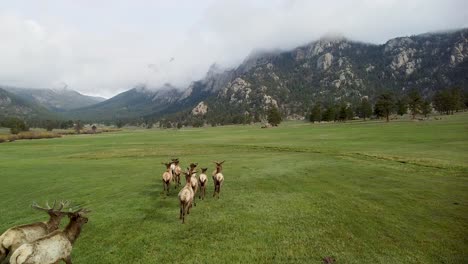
[[309, 87, 467, 123]]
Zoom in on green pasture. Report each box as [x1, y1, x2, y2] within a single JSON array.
[[0, 114, 467, 263]]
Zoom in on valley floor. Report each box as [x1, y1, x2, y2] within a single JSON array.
[[0, 113, 467, 263]]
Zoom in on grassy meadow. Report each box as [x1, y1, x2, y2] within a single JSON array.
[[0, 114, 467, 263]]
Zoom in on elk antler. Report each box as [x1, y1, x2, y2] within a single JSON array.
[[32, 200, 71, 213], [32, 201, 52, 212], [67, 207, 91, 216]]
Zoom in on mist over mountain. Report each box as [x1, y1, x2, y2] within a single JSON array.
[[58, 28, 468, 124], [1, 86, 105, 111]]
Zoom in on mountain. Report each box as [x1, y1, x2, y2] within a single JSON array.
[[1, 86, 106, 111], [67, 29, 468, 123], [62, 84, 183, 121], [0, 88, 56, 120], [156, 28, 468, 124]]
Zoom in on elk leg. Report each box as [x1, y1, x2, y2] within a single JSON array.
[[179, 202, 183, 219], [0, 248, 8, 263], [64, 255, 72, 264]]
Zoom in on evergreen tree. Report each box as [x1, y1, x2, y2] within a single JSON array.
[[322, 107, 336, 122], [346, 106, 354, 120], [432, 89, 464, 115], [433, 90, 450, 114], [309, 104, 322, 123], [408, 90, 422, 119], [358, 98, 372, 120], [374, 93, 395, 122], [338, 105, 347, 121], [421, 100, 432, 117], [396, 97, 408, 116], [3, 117, 29, 134], [267, 107, 282, 126], [450, 88, 464, 112]]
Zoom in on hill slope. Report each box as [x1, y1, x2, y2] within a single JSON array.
[[0, 88, 56, 120], [1, 86, 105, 111], [66, 29, 468, 122]]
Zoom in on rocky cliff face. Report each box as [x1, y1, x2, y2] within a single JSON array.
[[64, 29, 468, 123], [180, 28, 468, 121]]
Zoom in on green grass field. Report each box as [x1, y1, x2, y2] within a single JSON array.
[[1, 114, 467, 263]]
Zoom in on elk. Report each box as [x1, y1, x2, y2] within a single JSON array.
[[178, 169, 195, 224], [170, 158, 178, 183], [10, 208, 90, 264], [0, 201, 69, 263], [198, 168, 208, 200], [212, 161, 225, 199], [172, 159, 182, 189], [161, 162, 173, 195], [188, 163, 199, 206]]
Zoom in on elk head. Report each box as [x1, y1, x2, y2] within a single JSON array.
[[67, 208, 91, 225], [213, 160, 225, 170], [184, 168, 197, 180], [201, 168, 208, 173], [162, 162, 171, 169], [32, 200, 70, 231]]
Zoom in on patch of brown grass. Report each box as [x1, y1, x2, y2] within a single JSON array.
[[0, 131, 61, 143]]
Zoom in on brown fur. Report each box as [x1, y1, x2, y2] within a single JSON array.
[[10, 210, 89, 264], [188, 163, 198, 206], [212, 161, 225, 199], [161, 162, 173, 195], [198, 168, 208, 200], [0, 202, 68, 263], [173, 160, 182, 188], [178, 171, 194, 224]]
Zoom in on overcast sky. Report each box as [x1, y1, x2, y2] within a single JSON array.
[[0, 0, 467, 98]]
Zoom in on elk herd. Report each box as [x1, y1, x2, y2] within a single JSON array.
[[0, 158, 226, 263], [162, 158, 226, 223], [0, 201, 90, 264]]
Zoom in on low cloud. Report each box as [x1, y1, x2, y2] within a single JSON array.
[[0, 0, 466, 97]]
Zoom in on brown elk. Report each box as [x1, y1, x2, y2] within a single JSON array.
[[172, 159, 182, 189], [10, 208, 90, 264], [198, 168, 208, 200], [212, 161, 225, 199], [188, 163, 199, 206], [0, 201, 69, 263], [161, 162, 173, 195], [178, 169, 195, 224]]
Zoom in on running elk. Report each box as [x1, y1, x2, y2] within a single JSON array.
[[198, 168, 208, 200], [172, 159, 182, 189], [0, 201, 69, 263], [212, 161, 225, 199], [162, 162, 173, 195], [10, 208, 90, 264], [188, 163, 199, 206], [178, 169, 195, 224]]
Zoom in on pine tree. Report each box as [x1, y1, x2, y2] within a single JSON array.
[[338, 105, 347, 121], [408, 90, 422, 119], [309, 104, 322, 123], [267, 107, 282, 126], [322, 107, 336, 122], [374, 93, 396, 122], [359, 98, 372, 120], [396, 98, 408, 116], [421, 100, 432, 117]]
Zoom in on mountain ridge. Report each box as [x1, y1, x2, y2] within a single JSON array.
[[4, 28, 467, 124]]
